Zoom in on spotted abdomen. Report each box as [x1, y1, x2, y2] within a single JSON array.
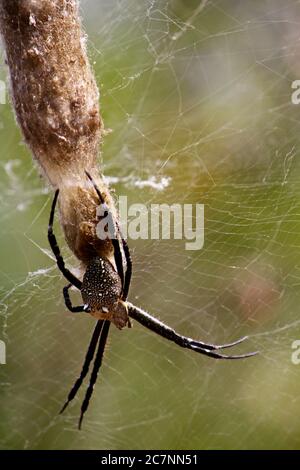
[[81, 256, 122, 313]]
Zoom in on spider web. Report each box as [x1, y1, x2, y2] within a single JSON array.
[[1, 0, 300, 450]]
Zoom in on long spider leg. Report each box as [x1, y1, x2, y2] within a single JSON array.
[[85, 171, 124, 289], [84, 171, 105, 204], [127, 303, 258, 359], [59, 320, 103, 414], [78, 320, 110, 430], [120, 237, 132, 301], [48, 190, 82, 290], [189, 335, 249, 351], [186, 344, 258, 360]]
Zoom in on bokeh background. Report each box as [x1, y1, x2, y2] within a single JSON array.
[[1, 0, 300, 449]]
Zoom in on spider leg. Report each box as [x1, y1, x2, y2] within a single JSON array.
[[48, 190, 82, 290], [189, 335, 249, 350], [85, 171, 125, 289], [78, 320, 110, 429], [121, 237, 132, 301], [127, 303, 258, 360], [59, 320, 104, 414], [63, 284, 90, 313], [184, 343, 257, 360]]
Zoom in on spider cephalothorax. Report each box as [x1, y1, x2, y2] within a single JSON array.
[[81, 256, 129, 329], [48, 171, 258, 429]]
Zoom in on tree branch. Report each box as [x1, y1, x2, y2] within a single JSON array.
[[0, 0, 116, 265]]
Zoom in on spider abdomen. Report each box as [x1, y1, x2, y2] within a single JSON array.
[[81, 256, 128, 328], [82, 256, 121, 309]]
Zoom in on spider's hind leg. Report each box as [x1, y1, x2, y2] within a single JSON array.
[[48, 190, 82, 290]]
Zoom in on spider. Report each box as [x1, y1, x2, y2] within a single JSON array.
[[48, 171, 258, 429]]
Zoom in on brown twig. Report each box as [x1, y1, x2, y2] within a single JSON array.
[[0, 0, 116, 266]]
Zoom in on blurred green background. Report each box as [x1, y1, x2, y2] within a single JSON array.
[[1, 0, 300, 449]]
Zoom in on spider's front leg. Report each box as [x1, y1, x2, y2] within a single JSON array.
[[127, 302, 258, 360]]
